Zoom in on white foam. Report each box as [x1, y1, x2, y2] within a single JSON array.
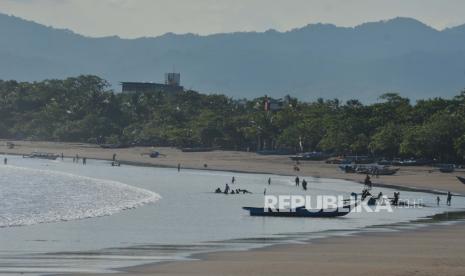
[[0, 165, 161, 227]]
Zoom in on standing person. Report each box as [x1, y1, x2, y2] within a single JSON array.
[[436, 196, 441, 206], [177, 163, 181, 172], [364, 174, 372, 189], [302, 179, 307, 191], [3, 158, 7, 165], [268, 177, 271, 185], [447, 191, 452, 206], [224, 183, 230, 194], [61, 153, 64, 160], [83, 157, 87, 165], [264, 188, 267, 195], [295, 176, 300, 187], [392, 192, 399, 206], [232, 176, 235, 184]]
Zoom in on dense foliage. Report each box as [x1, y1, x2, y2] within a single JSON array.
[[1, 75, 465, 162]]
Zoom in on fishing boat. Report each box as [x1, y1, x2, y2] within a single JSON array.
[[340, 165, 398, 175], [290, 151, 328, 161], [438, 164, 455, 173], [377, 166, 399, 175], [242, 204, 355, 218], [22, 152, 59, 160], [457, 176, 465, 185]]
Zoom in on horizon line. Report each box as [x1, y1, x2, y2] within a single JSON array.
[[1, 12, 464, 40]]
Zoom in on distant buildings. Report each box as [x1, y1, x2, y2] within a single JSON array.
[[121, 72, 183, 93], [263, 95, 292, 111]]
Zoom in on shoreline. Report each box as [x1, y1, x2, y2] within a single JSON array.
[[2, 141, 465, 275], [2, 140, 465, 196], [0, 142, 465, 197], [58, 211, 465, 276]]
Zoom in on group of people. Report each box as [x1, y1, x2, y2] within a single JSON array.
[[215, 178, 252, 194], [294, 176, 308, 190], [436, 191, 453, 206], [72, 154, 87, 165]]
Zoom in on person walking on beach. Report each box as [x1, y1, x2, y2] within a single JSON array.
[[177, 163, 181, 172], [61, 153, 64, 160], [3, 158, 7, 165], [224, 183, 230, 194], [302, 179, 308, 191], [268, 177, 271, 185], [83, 157, 87, 165], [295, 176, 300, 187], [447, 191, 452, 206], [232, 176, 235, 184], [364, 174, 372, 189], [436, 196, 441, 206]]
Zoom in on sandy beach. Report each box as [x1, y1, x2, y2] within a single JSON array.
[[79, 221, 465, 276], [2, 140, 465, 195], [2, 140, 465, 276]]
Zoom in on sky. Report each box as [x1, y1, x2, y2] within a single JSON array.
[[0, 0, 464, 38]]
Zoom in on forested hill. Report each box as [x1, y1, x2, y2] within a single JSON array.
[[1, 13, 465, 102], [1, 75, 465, 162]]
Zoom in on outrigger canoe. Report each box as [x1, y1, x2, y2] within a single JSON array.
[[23, 152, 59, 160], [242, 204, 355, 218]]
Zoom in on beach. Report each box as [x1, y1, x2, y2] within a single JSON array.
[[2, 140, 465, 195], [82, 221, 465, 276], [1, 140, 465, 276]]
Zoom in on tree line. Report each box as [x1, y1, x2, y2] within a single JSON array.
[[1, 75, 465, 162]]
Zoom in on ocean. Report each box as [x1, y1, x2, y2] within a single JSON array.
[[0, 155, 463, 275]]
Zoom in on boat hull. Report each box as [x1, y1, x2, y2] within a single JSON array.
[[242, 206, 352, 218]]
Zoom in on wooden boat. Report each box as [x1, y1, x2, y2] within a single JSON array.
[[242, 204, 355, 218], [439, 164, 454, 173], [457, 176, 465, 185], [340, 165, 398, 175], [290, 152, 328, 161], [377, 167, 399, 175], [23, 152, 59, 160], [181, 147, 215, 152]]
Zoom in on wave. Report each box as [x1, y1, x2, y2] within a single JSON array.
[[0, 165, 161, 227]]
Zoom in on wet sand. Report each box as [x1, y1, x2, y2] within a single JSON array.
[[2, 140, 465, 276], [79, 221, 465, 276]]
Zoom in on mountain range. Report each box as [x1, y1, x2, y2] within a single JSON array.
[[1, 13, 465, 102]]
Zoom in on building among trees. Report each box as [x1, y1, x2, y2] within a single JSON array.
[[121, 72, 183, 93]]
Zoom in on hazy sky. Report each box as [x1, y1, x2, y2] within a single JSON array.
[[0, 0, 464, 38]]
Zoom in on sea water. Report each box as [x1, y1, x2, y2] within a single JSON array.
[[0, 155, 463, 275]]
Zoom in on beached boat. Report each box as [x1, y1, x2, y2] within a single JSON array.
[[340, 165, 399, 175], [377, 167, 399, 175], [457, 176, 465, 185], [438, 164, 455, 173], [242, 204, 355, 218], [23, 152, 59, 160], [290, 151, 329, 161], [181, 147, 215, 152]]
